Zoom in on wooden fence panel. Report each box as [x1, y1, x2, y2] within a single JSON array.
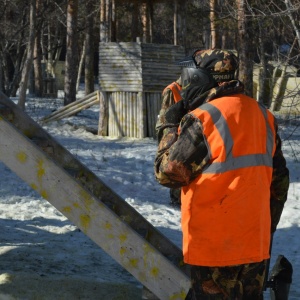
[[107, 91, 160, 138], [99, 42, 184, 138], [108, 92, 144, 138]]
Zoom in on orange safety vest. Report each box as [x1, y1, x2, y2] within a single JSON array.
[[180, 94, 276, 267], [163, 82, 182, 103]]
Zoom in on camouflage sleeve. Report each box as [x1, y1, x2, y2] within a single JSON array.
[[270, 122, 290, 233], [154, 113, 210, 189], [155, 88, 176, 139]]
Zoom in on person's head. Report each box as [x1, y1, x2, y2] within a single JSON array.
[[180, 49, 238, 103], [192, 49, 238, 81]]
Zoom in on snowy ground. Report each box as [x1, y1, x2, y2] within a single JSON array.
[[0, 90, 299, 299]]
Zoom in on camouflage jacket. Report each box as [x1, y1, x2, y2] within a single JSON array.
[[154, 80, 289, 232], [155, 78, 182, 139]]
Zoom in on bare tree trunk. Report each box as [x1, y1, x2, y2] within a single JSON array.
[[47, 23, 55, 76], [270, 38, 297, 111], [2, 54, 10, 95], [257, 22, 268, 105], [42, 8, 63, 79], [64, 0, 79, 105], [85, 1, 95, 95], [100, 0, 106, 42], [8, 10, 27, 97], [174, 0, 178, 45], [106, 0, 111, 41], [177, 0, 187, 49], [34, 35, 43, 96], [100, 0, 112, 42], [131, 0, 139, 42], [10, 44, 25, 97], [221, 33, 225, 49], [1, 53, 10, 94], [111, 0, 116, 42], [148, 0, 153, 43], [33, 0, 43, 97], [98, 91, 108, 136], [237, 0, 254, 97], [210, 0, 219, 48], [285, 0, 300, 49], [18, 0, 36, 110], [0, 54, 3, 92], [141, 2, 147, 42], [53, 22, 63, 64], [76, 40, 86, 93]]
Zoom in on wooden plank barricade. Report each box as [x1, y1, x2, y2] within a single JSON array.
[[0, 92, 190, 300], [42, 91, 100, 123], [98, 42, 185, 138]]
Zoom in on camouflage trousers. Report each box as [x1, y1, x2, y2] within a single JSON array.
[[185, 260, 267, 300]]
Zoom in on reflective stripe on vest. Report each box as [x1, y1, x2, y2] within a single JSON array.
[[200, 102, 274, 174]]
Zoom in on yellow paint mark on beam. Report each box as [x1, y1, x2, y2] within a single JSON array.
[[37, 160, 45, 178], [150, 267, 159, 278], [129, 258, 138, 268], [30, 183, 38, 191], [120, 247, 126, 256], [80, 190, 93, 209], [80, 214, 91, 232], [40, 189, 48, 200], [143, 243, 155, 254], [62, 206, 72, 214], [143, 243, 155, 264], [16, 152, 27, 163], [169, 290, 187, 300], [73, 202, 81, 209], [104, 222, 112, 230], [119, 233, 127, 243]]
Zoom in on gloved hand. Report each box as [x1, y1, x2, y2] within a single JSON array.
[[164, 100, 187, 124]]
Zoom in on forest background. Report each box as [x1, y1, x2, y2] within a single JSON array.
[[0, 1, 299, 299], [0, 0, 300, 114]]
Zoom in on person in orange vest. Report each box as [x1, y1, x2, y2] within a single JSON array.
[[155, 77, 183, 207], [154, 49, 290, 299]]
